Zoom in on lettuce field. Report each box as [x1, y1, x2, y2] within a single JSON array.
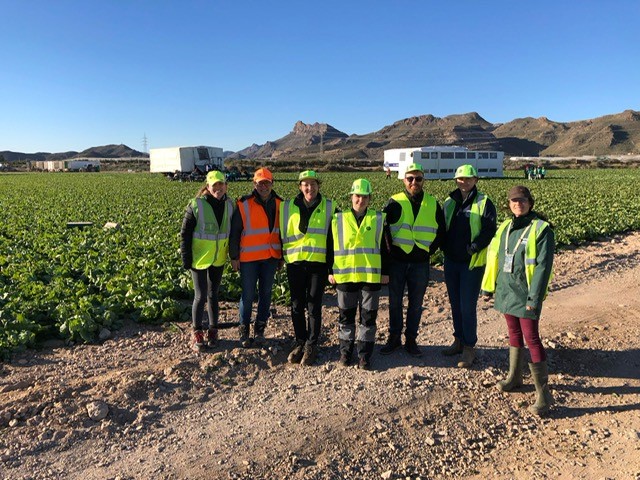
[[1, 169, 639, 356]]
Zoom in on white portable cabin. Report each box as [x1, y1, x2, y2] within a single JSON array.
[[149, 146, 224, 173], [384, 146, 503, 179]]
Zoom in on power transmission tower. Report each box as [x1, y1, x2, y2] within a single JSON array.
[[142, 133, 148, 153]]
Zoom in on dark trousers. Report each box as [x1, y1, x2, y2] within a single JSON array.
[[504, 314, 546, 363], [191, 265, 224, 330], [388, 260, 429, 338], [443, 258, 484, 347], [286, 262, 327, 346]]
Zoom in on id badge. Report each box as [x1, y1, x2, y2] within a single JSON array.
[[503, 254, 514, 273]]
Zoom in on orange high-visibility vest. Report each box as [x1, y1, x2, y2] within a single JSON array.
[[238, 196, 283, 262]]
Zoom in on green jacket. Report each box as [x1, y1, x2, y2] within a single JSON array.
[[486, 212, 555, 320]]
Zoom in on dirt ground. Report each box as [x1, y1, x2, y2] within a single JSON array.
[[1, 232, 639, 480]]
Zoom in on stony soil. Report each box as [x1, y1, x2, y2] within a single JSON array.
[[1, 233, 640, 480]]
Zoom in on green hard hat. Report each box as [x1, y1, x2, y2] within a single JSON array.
[[206, 170, 226, 185], [349, 178, 372, 195], [405, 163, 424, 174], [454, 164, 478, 178], [298, 170, 321, 183]]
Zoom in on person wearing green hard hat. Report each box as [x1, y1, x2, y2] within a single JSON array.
[[328, 178, 390, 370], [442, 164, 497, 368], [381, 163, 445, 358], [180, 169, 234, 352], [280, 169, 335, 366]]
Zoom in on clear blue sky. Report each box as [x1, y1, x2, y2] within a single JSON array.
[[1, 0, 638, 154]]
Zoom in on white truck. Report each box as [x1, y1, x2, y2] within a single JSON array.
[[149, 146, 224, 174]]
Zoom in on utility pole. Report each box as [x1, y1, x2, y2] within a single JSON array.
[[142, 133, 148, 153]]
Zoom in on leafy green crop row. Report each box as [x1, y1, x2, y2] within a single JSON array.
[[1, 169, 639, 356]]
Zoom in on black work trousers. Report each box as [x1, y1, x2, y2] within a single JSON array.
[[286, 261, 327, 346]]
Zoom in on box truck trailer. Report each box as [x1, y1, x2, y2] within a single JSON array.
[[149, 146, 224, 173], [384, 146, 503, 179]]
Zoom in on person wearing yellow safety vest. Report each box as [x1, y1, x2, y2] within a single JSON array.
[[442, 164, 497, 368], [481, 185, 555, 416], [328, 179, 390, 370], [380, 163, 445, 357], [229, 168, 283, 348], [180, 170, 234, 352], [280, 170, 335, 366]]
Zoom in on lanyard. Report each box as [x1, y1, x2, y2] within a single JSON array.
[[504, 221, 532, 256]]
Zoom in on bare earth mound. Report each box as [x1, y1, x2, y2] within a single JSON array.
[[1, 233, 640, 479]]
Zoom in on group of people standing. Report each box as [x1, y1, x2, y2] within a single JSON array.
[[180, 164, 555, 415]]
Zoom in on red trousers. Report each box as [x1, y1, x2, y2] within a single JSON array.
[[504, 314, 547, 363]]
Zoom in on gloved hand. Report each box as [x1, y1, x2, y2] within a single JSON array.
[[466, 243, 478, 255]]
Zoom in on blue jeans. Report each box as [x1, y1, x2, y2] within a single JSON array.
[[388, 260, 430, 339], [443, 257, 484, 347], [239, 258, 279, 327]]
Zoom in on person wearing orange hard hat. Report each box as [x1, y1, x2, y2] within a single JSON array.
[[229, 167, 283, 348]]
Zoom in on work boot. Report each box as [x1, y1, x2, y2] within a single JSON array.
[[339, 340, 354, 366], [457, 346, 476, 368], [253, 323, 266, 347], [191, 330, 205, 352], [357, 341, 374, 370], [380, 334, 401, 355], [404, 336, 423, 357], [497, 347, 525, 392], [238, 324, 251, 348], [287, 341, 305, 364], [441, 337, 463, 356], [205, 327, 218, 347], [528, 361, 554, 416], [358, 357, 371, 370], [300, 344, 318, 366]]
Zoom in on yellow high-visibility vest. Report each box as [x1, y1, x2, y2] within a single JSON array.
[[444, 192, 489, 268], [331, 210, 385, 284], [191, 197, 234, 269], [389, 193, 438, 253], [280, 197, 334, 263]]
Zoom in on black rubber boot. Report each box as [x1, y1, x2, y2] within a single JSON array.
[[380, 333, 401, 355]]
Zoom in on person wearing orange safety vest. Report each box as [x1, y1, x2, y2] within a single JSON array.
[[441, 164, 497, 368], [229, 168, 283, 348], [481, 185, 555, 416], [180, 170, 234, 352], [380, 163, 445, 358], [328, 179, 391, 370], [280, 170, 335, 366]]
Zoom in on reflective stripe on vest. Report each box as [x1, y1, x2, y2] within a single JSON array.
[[331, 210, 384, 284], [389, 192, 438, 253], [280, 197, 334, 263], [238, 196, 282, 262], [480, 218, 553, 297], [444, 192, 489, 269], [191, 197, 234, 269]]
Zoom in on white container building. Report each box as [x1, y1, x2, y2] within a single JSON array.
[[149, 146, 224, 173]]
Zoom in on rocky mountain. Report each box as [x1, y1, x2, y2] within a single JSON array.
[[1, 144, 147, 162], [229, 110, 640, 162]]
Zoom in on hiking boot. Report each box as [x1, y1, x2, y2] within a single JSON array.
[[358, 357, 371, 370], [253, 324, 266, 347], [441, 338, 463, 356], [404, 337, 423, 357], [287, 342, 305, 364], [191, 330, 205, 352], [380, 334, 402, 355], [497, 347, 525, 392], [528, 361, 554, 416], [239, 324, 252, 348], [457, 346, 476, 368], [205, 328, 218, 347], [338, 353, 352, 367], [300, 345, 318, 366]]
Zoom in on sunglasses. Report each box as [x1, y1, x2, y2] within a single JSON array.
[[405, 176, 424, 183]]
